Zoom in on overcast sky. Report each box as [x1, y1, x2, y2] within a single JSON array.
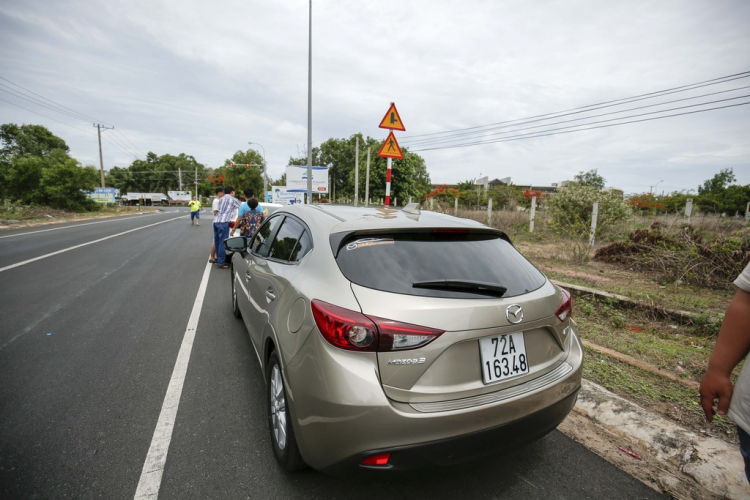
[[1, 0, 749, 195]]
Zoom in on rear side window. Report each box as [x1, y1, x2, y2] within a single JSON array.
[[289, 230, 312, 262], [335, 232, 546, 299], [268, 218, 305, 261]]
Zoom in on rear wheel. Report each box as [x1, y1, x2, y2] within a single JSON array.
[[267, 350, 305, 471], [231, 268, 241, 318]]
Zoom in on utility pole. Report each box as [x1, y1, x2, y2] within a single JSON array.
[[93, 123, 114, 188], [306, 0, 313, 204], [195, 167, 198, 200], [354, 136, 359, 206], [178, 167, 183, 191], [365, 147, 370, 207]]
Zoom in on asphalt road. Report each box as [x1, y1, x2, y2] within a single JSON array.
[[0, 209, 666, 499]]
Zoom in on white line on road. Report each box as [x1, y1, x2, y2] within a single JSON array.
[[134, 261, 212, 500], [0, 216, 184, 273], [0, 214, 159, 239]]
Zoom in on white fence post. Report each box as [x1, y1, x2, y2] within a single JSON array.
[[589, 201, 599, 249], [685, 198, 693, 224], [430, 198, 434, 210], [529, 196, 537, 232], [454, 197, 458, 216], [487, 198, 493, 226]]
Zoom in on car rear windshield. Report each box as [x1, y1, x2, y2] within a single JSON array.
[[335, 232, 546, 299]]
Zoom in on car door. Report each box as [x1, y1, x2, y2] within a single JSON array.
[[241, 214, 284, 350], [245, 216, 311, 357]]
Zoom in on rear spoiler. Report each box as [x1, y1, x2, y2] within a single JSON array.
[[329, 227, 511, 258]]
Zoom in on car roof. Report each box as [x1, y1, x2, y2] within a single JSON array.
[[284, 204, 491, 233]]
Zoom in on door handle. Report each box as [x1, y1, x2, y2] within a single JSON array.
[[265, 289, 276, 301]]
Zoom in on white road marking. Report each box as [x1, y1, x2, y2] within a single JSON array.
[[134, 261, 212, 500], [0, 216, 183, 273], [0, 214, 159, 239]]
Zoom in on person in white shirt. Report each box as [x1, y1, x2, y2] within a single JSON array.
[[209, 187, 224, 263]]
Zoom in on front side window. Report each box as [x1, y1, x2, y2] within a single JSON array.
[[251, 215, 283, 257]]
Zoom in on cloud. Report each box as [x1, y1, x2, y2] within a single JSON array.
[[0, 0, 748, 193]]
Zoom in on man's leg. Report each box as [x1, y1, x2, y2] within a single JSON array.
[[216, 222, 230, 266], [213, 223, 222, 264]]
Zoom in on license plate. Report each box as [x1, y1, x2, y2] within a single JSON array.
[[479, 332, 529, 384]]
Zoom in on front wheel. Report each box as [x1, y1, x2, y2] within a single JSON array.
[[267, 350, 305, 471]]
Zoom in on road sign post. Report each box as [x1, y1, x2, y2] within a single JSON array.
[[377, 103, 405, 208]]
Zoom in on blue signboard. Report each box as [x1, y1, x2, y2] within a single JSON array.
[[86, 187, 118, 203]]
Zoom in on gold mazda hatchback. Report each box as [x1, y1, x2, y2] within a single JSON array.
[[224, 203, 582, 474]]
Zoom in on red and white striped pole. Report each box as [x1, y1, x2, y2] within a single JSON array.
[[385, 158, 392, 207]]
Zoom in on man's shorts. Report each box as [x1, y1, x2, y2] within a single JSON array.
[[191, 211, 200, 220]]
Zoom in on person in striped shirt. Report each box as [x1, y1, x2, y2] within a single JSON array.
[[213, 186, 242, 268]]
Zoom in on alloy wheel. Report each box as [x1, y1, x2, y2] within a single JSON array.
[[270, 364, 287, 450]]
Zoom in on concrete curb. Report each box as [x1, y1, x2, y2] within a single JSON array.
[[560, 379, 748, 499]]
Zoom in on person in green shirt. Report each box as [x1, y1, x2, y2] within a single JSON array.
[[188, 196, 202, 226]]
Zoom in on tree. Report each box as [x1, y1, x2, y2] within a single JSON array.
[[287, 133, 431, 204], [573, 169, 606, 189], [1, 123, 71, 201], [1, 123, 69, 160], [216, 149, 264, 196], [40, 151, 99, 211], [698, 168, 735, 196], [546, 183, 632, 261], [1, 123, 98, 209], [694, 168, 750, 214], [107, 152, 209, 196]]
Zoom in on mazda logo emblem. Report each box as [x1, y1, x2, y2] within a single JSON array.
[[506, 304, 523, 324]]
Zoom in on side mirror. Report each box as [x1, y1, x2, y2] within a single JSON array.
[[224, 236, 248, 254]]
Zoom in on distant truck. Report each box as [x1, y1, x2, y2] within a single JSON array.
[[121, 193, 168, 206], [167, 191, 193, 205]]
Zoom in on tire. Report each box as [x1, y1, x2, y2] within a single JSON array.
[[266, 350, 306, 471], [231, 268, 241, 319]]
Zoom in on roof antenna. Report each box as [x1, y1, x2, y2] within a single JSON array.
[[402, 203, 421, 215]]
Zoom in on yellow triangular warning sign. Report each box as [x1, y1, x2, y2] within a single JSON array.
[[377, 131, 404, 159], [378, 103, 406, 131]]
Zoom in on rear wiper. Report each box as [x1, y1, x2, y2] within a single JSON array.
[[412, 279, 508, 297]]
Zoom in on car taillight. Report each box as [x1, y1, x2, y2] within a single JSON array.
[[555, 288, 572, 322], [311, 300, 378, 351], [369, 316, 444, 351], [311, 300, 444, 352]]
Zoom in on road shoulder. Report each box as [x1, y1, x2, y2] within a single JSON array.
[[559, 379, 748, 499]]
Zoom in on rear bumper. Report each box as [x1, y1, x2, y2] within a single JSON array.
[[322, 388, 578, 475], [284, 329, 583, 471]]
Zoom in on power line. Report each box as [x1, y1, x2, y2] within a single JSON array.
[[0, 84, 100, 123], [0, 96, 96, 135], [114, 129, 147, 157], [0, 77, 112, 126], [406, 86, 750, 148], [401, 70, 750, 142], [101, 133, 141, 161], [410, 101, 750, 151]]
